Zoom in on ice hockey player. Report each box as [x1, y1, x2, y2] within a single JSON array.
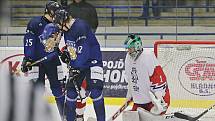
[[48, 9, 106, 121], [60, 44, 88, 121], [20, 1, 66, 119], [123, 34, 170, 120]]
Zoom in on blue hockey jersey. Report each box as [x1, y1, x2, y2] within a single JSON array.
[[23, 16, 59, 62], [64, 19, 102, 69]]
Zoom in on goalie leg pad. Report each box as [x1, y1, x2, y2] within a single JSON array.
[[137, 108, 185, 121], [138, 107, 163, 121], [131, 102, 154, 112], [122, 111, 140, 121]]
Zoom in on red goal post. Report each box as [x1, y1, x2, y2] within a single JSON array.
[[153, 40, 215, 111]]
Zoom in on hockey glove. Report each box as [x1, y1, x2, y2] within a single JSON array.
[[21, 57, 33, 73], [60, 50, 70, 64], [69, 68, 81, 81], [54, 47, 61, 55]]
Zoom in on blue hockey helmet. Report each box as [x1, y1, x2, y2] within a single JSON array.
[[45, 1, 62, 17], [39, 23, 60, 41], [53, 9, 69, 26]]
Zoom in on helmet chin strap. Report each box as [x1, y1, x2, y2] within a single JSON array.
[[62, 19, 75, 31], [64, 24, 70, 31]]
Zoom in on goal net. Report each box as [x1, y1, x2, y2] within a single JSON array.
[[154, 40, 215, 120]]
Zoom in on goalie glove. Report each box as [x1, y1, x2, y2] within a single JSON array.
[[149, 91, 168, 115], [21, 57, 33, 73]]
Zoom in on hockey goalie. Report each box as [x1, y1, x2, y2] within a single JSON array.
[[123, 34, 174, 121]]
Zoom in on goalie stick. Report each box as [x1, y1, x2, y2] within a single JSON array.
[[87, 110, 183, 121], [174, 103, 215, 121], [107, 98, 132, 121], [86, 98, 132, 121]]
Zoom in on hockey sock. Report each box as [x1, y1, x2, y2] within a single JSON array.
[[66, 89, 78, 121], [51, 86, 65, 116], [90, 89, 106, 121]]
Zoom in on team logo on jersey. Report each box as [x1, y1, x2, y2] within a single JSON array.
[[178, 57, 215, 96], [66, 40, 77, 60], [131, 67, 139, 92], [68, 46, 77, 60], [39, 23, 42, 26], [91, 60, 97, 64], [40, 37, 56, 52], [76, 36, 86, 42]]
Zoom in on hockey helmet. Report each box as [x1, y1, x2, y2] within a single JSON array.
[[124, 34, 143, 59], [39, 23, 61, 52], [53, 9, 69, 28], [45, 1, 62, 17], [39, 23, 60, 41]]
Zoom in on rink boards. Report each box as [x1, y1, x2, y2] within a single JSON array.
[[0, 47, 215, 109]]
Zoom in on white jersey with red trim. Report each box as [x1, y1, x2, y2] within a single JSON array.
[[125, 50, 169, 104]]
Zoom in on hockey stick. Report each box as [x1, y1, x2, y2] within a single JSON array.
[[87, 111, 184, 121], [174, 103, 215, 121], [61, 59, 87, 121], [107, 98, 132, 121], [86, 98, 132, 121], [13, 52, 58, 75], [68, 73, 84, 103], [137, 107, 184, 121]]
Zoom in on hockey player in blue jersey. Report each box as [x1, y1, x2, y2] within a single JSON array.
[[45, 9, 106, 121], [20, 1, 66, 119]]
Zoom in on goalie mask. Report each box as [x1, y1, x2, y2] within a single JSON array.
[[124, 34, 143, 60], [39, 23, 61, 52]]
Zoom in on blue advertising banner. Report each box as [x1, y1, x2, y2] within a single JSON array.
[[102, 51, 128, 97], [0, 48, 128, 98]]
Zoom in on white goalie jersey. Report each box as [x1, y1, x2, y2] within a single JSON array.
[[125, 50, 170, 105]]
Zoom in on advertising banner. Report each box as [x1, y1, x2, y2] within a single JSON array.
[[0, 48, 127, 97], [102, 51, 127, 97]]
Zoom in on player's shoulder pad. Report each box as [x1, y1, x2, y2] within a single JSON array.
[[26, 16, 43, 34]]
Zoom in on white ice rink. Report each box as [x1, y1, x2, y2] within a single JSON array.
[[50, 103, 215, 121], [50, 103, 131, 121]]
